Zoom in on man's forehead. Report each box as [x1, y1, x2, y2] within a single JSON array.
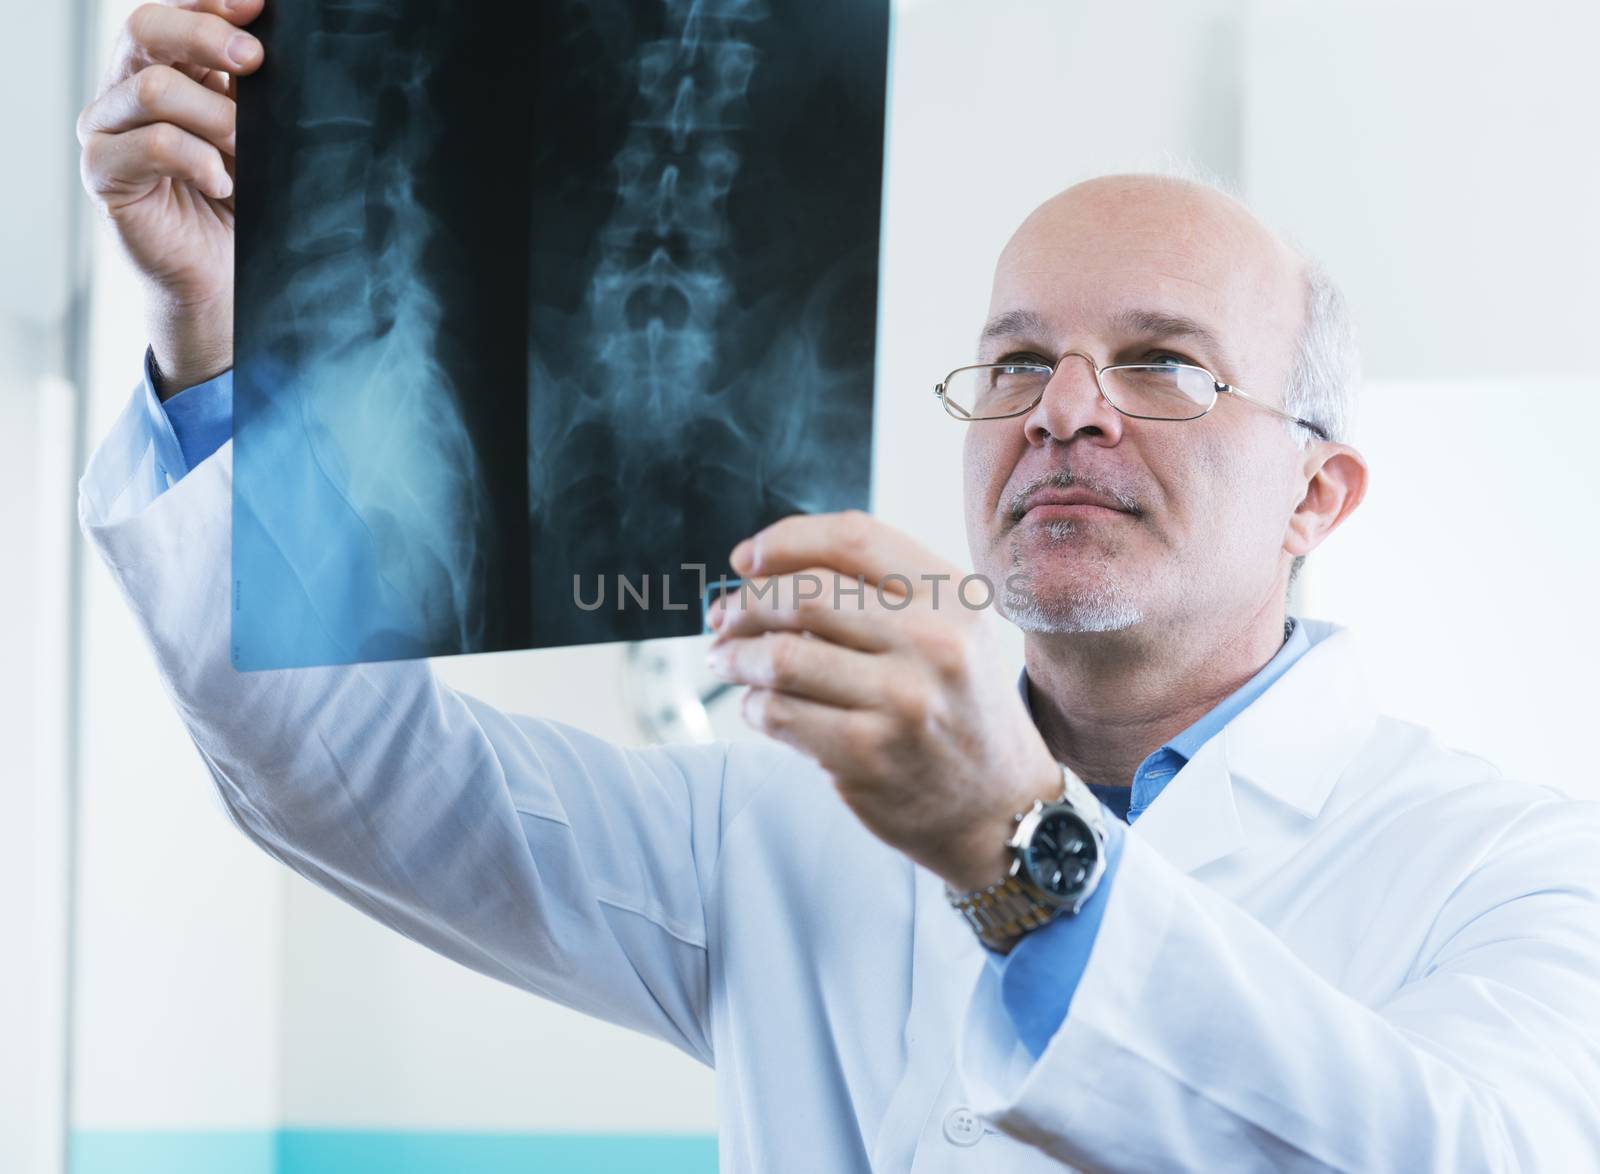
[[979, 268, 1238, 365], [985, 179, 1304, 364], [991, 220, 1245, 324], [980, 305, 1224, 352]]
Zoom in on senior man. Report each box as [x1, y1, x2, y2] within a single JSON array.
[[77, 2, 1600, 1170]]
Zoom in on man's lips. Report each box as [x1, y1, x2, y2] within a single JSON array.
[[1017, 488, 1137, 521], [1024, 503, 1127, 522]]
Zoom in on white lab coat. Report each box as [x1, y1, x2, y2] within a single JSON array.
[[79, 406, 1600, 1172]]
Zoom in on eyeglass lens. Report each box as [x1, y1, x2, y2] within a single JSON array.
[[942, 363, 1217, 420]]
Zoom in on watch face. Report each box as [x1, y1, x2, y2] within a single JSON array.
[[1024, 810, 1099, 900]]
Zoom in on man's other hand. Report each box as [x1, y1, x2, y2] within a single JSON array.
[[78, 0, 266, 397]]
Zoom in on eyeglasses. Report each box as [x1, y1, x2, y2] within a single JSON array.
[[933, 351, 1330, 440]]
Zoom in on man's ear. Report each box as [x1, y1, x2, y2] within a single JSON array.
[[1284, 442, 1368, 560]]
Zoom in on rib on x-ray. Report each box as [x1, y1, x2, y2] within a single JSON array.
[[233, 0, 890, 668]]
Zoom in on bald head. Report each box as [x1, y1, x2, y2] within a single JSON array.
[[1009, 174, 1300, 266], [992, 175, 1310, 396]]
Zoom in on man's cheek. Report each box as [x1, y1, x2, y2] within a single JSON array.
[[961, 459, 1000, 528], [967, 446, 1009, 508]]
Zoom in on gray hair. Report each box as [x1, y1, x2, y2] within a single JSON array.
[[1282, 258, 1359, 448], [1281, 256, 1360, 588]]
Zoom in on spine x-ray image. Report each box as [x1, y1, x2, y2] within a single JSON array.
[[233, 0, 890, 669]]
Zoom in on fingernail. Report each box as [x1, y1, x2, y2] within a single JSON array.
[[705, 646, 732, 676], [228, 33, 260, 67], [707, 601, 726, 629], [731, 539, 754, 572]]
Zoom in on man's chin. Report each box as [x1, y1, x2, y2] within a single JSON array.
[[999, 575, 1144, 635]]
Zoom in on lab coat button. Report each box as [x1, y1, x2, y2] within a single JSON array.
[[942, 1106, 983, 1146]]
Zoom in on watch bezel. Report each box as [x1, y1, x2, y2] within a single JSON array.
[[1008, 800, 1107, 914]]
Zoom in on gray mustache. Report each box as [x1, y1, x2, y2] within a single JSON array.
[[1006, 471, 1142, 524]]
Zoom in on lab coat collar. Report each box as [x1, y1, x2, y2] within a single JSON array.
[[1132, 617, 1377, 873]]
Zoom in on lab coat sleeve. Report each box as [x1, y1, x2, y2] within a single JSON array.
[[958, 803, 1600, 1171], [78, 392, 740, 1067]]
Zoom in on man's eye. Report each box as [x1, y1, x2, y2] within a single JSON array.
[[1148, 351, 1195, 367]]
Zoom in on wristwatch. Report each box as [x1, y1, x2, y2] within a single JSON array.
[[945, 764, 1109, 952]]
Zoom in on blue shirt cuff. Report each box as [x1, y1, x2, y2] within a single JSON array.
[[141, 347, 234, 485], [983, 810, 1126, 1059]]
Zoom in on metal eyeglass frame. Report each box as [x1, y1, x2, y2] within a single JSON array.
[[933, 351, 1331, 441]]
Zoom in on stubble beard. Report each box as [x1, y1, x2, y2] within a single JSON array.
[[999, 519, 1144, 634]]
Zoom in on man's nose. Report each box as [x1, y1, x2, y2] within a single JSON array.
[[1022, 351, 1127, 447]]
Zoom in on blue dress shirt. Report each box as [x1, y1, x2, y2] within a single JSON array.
[[136, 355, 1315, 1064], [140, 348, 234, 483]]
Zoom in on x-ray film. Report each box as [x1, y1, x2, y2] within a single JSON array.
[[232, 0, 890, 668]]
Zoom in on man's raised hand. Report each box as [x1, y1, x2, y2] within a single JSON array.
[[78, 0, 266, 396]]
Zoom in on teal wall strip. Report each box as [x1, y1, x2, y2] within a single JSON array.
[[70, 1130, 718, 1174], [70, 1130, 276, 1174], [278, 1130, 718, 1174]]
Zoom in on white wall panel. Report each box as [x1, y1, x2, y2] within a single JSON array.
[[0, 377, 72, 1174], [1244, 0, 1600, 382], [278, 870, 717, 1130], [1303, 377, 1600, 799], [6, 0, 94, 1168]]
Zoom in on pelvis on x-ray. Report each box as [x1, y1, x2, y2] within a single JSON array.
[[232, 0, 889, 668]]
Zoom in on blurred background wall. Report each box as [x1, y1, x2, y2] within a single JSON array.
[[6, 1, 1597, 1172], [2, 1, 88, 1172]]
